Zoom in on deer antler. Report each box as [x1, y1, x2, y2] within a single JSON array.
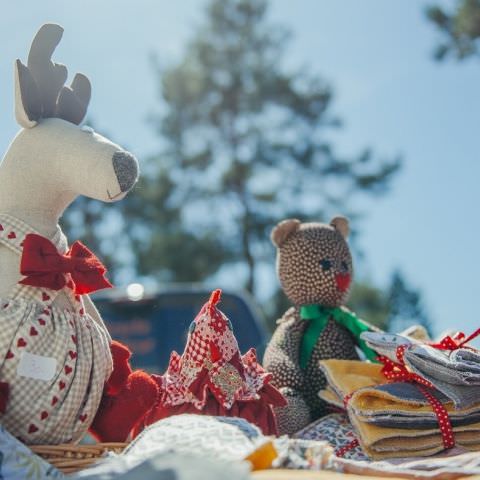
[[27, 24, 68, 118], [56, 73, 91, 125], [16, 23, 91, 125]]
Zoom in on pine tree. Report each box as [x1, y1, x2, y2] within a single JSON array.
[[426, 0, 480, 60], [387, 270, 433, 336], [348, 281, 390, 330], [140, 0, 400, 295]]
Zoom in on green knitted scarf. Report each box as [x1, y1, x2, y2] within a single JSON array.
[[299, 304, 378, 369]]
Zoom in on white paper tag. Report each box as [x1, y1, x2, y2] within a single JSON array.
[[17, 351, 57, 381]]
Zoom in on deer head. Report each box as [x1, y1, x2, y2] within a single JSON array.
[[0, 24, 139, 235]]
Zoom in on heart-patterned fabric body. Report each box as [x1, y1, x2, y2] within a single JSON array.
[[0, 214, 113, 444]]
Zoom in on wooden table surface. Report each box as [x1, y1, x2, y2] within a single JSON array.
[[252, 470, 480, 480]]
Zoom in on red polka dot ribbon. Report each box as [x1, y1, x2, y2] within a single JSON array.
[[335, 438, 360, 457], [343, 392, 353, 409], [377, 352, 434, 388], [377, 344, 455, 450], [429, 328, 480, 351], [417, 385, 455, 449]]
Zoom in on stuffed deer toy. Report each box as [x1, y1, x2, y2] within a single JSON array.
[[0, 24, 158, 445]]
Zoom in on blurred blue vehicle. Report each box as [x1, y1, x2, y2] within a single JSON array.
[[93, 284, 269, 373]]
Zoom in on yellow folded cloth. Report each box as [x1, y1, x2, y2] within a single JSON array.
[[318, 386, 343, 408], [319, 360, 480, 460], [319, 360, 480, 415], [319, 360, 384, 401], [350, 386, 480, 417], [350, 413, 480, 459]]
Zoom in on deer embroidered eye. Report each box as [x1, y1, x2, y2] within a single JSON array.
[[81, 125, 95, 134], [320, 259, 332, 271]]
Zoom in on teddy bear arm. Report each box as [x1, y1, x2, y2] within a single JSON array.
[[274, 387, 312, 436], [263, 308, 306, 390]]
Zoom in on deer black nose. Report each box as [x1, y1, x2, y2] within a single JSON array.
[[112, 151, 139, 193]]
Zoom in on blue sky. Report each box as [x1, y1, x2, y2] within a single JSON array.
[[0, 1, 479, 336]]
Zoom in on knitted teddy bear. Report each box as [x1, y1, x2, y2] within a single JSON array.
[[0, 24, 157, 444], [263, 217, 378, 435]]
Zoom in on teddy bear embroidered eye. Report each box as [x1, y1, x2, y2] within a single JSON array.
[[0, 24, 158, 445], [263, 217, 379, 436]]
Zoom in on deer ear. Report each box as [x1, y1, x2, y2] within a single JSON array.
[[330, 216, 350, 239], [271, 219, 301, 247], [14, 59, 40, 128]]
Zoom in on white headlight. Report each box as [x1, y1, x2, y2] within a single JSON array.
[[126, 283, 144, 301]]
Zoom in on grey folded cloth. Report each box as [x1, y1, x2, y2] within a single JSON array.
[[406, 345, 480, 385], [354, 383, 480, 429], [361, 332, 480, 408], [348, 382, 480, 429], [374, 382, 450, 403], [357, 412, 480, 429], [454, 347, 480, 369], [360, 332, 417, 363], [404, 346, 480, 408]]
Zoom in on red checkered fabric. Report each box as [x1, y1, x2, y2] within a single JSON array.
[[142, 289, 286, 436]]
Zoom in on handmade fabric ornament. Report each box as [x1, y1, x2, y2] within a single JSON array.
[[140, 290, 286, 436], [0, 24, 157, 444], [263, 217, 379, 435]]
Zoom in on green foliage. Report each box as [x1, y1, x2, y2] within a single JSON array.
[[426, 0, 480, 60], [61, 0, 421, 335], [349, 272, 433, 335], [143, 0, 400, 295], [386, 270, 433, 336], [348, 281, 389, 330]]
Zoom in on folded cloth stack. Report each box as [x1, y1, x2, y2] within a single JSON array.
[[319, 356, 480, 460], [362, 331, 480, 408]]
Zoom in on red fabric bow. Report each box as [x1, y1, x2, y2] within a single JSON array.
[[19, 233, 112, 295], [377, 353, 435, 388], [429, 329, 480, 351]]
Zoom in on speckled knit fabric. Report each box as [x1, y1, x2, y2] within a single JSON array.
[[264, 217, 378, 435], [264, 307, 360, 434]]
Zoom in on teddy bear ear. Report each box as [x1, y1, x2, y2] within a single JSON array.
[[330, 216, 350, 239], [271, 219, 301, 247]]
